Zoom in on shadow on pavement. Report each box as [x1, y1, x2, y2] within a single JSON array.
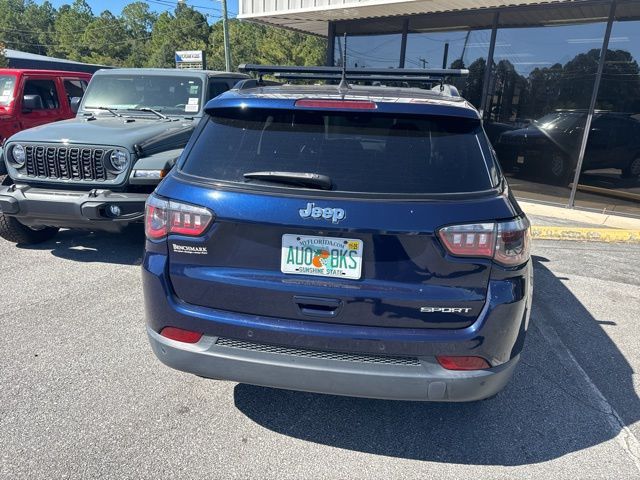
[[233, 256, 639, 466], [17, 225, 145, 266]]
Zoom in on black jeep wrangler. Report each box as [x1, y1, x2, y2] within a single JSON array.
[[0, 68, 248, 244]]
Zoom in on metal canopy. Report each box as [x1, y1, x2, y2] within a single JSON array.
[[239, 0, 640, 36]]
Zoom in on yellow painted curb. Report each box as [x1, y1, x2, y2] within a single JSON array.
[[531, 226, 640, 243]]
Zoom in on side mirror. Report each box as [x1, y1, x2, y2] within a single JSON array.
[[22, 94, 44, 112], [70, 96, 82, 114]]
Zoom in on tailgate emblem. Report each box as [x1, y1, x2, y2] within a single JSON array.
[[299, 202, 346, 224], [420, 307, 472, 313]]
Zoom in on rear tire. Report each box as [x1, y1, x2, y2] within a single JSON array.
[[0, 175, 59, 245], [547, 153, 572, 186], [621, 156, 640, 179]]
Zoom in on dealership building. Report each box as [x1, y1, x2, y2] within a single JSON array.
[[240, 0, 640, 217]]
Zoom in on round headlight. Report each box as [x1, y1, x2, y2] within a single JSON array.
[[12, 144, 26, 167], [109, 149, 128, 173]]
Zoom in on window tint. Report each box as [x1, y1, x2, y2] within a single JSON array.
[[207, 80, 230, 100], [24, 79, 59, 110], [63, 79, 87, 103], [182, 109, 494, 195]]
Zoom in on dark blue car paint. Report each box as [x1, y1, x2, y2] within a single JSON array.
[[143, 85, 533, 399], [143, 249, 531, 367], [144, 180, 532, 366]]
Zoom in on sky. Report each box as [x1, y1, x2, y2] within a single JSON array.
[[37, 0, 240, 20]]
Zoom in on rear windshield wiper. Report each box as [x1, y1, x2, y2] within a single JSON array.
[[243, 171, 332, 190], [127, 107, 168, 119], [84, 106, 122, 117]]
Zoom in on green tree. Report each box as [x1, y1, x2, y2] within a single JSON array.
[[83, 11, 129, 66], [0, 0, 56, 55], [50, 0, 93, 60], [208, 19, 325, 71], [146, 4, 209, 68], [450, 57, 485, 109], [208, 19, 265, 70], [259, 25, 325, 66], [120, 1, 156, 67], [558, 48, 601, 110], [23, 0, 56, 54], [596, 49, 640, 112], [0, 42, 7, 67]]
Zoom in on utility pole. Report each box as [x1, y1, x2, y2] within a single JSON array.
[[221, 0, 231, 71], [442, 42, 449, 69], [418, 57, 428, 69]]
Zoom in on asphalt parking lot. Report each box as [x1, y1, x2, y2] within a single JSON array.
[[1, 229, 639, 479]]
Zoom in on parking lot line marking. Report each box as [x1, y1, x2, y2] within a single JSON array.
[[534, 320, 640, 472], [531, 226, 640, 243]]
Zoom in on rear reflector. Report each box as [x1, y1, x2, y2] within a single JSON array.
[[145, 194, 214, 240], [160, 327, 203, 344], [436, 356, 491, 371], [295, 99, 377, 110]]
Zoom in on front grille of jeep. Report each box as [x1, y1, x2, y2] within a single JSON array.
[[23, 145, 116, 181]]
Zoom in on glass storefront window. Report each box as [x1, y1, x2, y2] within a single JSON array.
[[334, 34, 402, 68], [405, 29, 491, 108], [488, 22, 606, 206], [574, 19, 640, 217]]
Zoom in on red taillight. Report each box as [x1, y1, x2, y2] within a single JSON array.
[[437, 218, 530, 267], [494, 219, 531, 266], [145, 194, 214, 240], [295, 99, 377, 110], [160, 327, 203, 343], [436, 356, 491, 371], [437, 223, 495, 257]]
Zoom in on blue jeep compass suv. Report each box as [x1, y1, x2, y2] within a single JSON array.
[[143, 65, 533, 402]]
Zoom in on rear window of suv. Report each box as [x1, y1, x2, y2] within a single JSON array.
[[182, 108, 497, 195]]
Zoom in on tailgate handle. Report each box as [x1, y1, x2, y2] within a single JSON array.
[[294, 296, 342, 318]]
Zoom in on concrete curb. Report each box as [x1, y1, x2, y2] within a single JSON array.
[[531, 226, 640, 243], [520, 201, 640, 230], [520, 200, 640, 243]]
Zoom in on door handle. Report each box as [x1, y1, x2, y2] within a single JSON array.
[[294, 296, 342, 318]]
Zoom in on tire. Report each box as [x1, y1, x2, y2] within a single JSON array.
[[621, 156, 640, 179], [0, 175, 59, 245], [547, 152, 572, 186]]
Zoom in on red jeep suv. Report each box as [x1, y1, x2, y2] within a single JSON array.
[[0, 69, 92, 145]]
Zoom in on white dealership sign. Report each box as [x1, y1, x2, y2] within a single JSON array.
[[175, 50, 205, 69]]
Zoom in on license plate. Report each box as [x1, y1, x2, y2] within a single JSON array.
[[281, 234, 363, 280]]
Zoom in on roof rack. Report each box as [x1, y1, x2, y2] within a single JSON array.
[[270, 72, 455, 83], [238, 33, 467, 93], [238, 64, 469, 80], [237, 64, 468, 97]]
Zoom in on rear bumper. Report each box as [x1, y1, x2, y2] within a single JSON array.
[[0, 184, 148, 231], [144, 252, 532, 367], [143, 251, 532, 401], [148, 326, 520, 402]]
